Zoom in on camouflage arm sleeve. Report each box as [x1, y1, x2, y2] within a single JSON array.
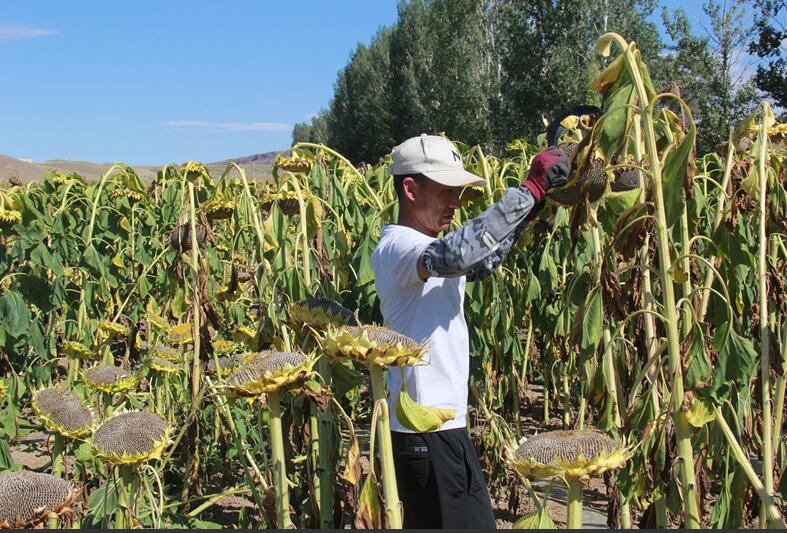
[[421, 186, 536, 280]]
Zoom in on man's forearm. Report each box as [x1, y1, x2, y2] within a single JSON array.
[[419, 187, 537, 279]]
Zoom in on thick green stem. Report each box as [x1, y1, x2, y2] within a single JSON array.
[[756, 103, 773, 527], [369, 365, 402, 529], [601, 32, 701, 527], [566, 476, 583, 529], [267, 389, 292, 528], [48, 435, 66, 527], [309, 406, 321, 522]]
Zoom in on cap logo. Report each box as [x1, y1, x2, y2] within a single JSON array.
[[451, 150, 461, 162]]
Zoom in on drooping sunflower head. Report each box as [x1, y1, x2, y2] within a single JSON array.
[[145, 356, 180, 374], [206, 353, 252, 377], [92, 411, 170, 466], [274, 154, 313, 173], [62, 340, 95, 360], [81, 365, 137, 394], [323, 325, 428, 367], [227, 350, 314, 395], [289, 297, 357, 329], [146, 310, 169, 332], [0, 208, 22, 230], [507, 429, 630, 480], [0, 471, 74, 529], [150, 345, 179, 362], [203, 197, 236, 221], [259, 190, 302, 215], [99, 320, 129, 338], [610, 166, 642, 193], [167, 323, 193, 345], [232, 326, 259, 348], [168, 223, 207, 252], [32, 386, 93, 439], [212, 339, 240, 355]]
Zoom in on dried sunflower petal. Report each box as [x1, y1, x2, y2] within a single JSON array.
[[507, 429, 631, 479], [0, 471, 73, 528], [32, 386, 93, 439], [227, 350, 314, 395], [62, 340, 94, 360], [81, 365, 137, 394], [92, 411, 170, 465], [323, 325, 428, 367], [289, 298, 356, 329]]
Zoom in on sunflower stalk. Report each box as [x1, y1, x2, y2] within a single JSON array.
[[566, 476, 583, 529], [755, 102, 773, 527], [369, 365, 403, 529], [599, 32, 701, 528], [267, 389, 293, 528]]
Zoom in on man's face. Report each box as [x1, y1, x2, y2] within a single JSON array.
[[411, 178, 462, 235]]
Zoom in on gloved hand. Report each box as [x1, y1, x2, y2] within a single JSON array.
[[521, 147, 571, 202]]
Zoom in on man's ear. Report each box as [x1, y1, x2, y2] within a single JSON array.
[[402, 176, 419, 203]]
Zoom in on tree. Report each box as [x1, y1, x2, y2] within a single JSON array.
[[495, 0, 663, 145], [749, 0, 786, 113], [291, 122, 312, 146], [661, 1, 761, 153], [326, 28, 396, 163]]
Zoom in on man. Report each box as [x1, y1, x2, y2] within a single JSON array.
[[370, 134, 570, 529]]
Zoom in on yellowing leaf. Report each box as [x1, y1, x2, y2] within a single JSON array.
[[513, 506, 557, 529], [685, 397, 715, 428]]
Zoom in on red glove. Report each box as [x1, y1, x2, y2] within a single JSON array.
[[522, 147, 570, 202]]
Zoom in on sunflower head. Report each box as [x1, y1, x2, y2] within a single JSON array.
[[323, 325, 428, 367], [227, 350, 315, 395], [32, 386, 93, 439], [212, 339, 240, 355], [146, 310, 169, 332], [99, 320, 129, 337], [232, 326, 259, 348], [0, 208, 22, 230], [203, 197, 236, 221], [0, 471, 74, 529], [150, 345, 179, 362], [145, 356, 180, 374], [289, 297, 356, 329], [206, 352, 252, 377], [507, 429, 631, 480], [81, 365, 137, 394], [259, 190, 302, 215], [167, 323, 193, 345], [62, 340, 95, 360], [92, 411, 170, 466], [274, 155, 313, 173]]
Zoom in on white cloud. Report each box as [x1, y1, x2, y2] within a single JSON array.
[[163, 120, 292, 132], [0, 25, 58, 41]]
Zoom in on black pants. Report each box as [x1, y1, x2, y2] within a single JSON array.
[[392, 428, 496, 529]]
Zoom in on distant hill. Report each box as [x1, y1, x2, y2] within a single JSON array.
[[0, 152, 278, 183], [209, 150, 285, 166]]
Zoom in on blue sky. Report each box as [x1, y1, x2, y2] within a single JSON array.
[[0, 1, 724, 165]]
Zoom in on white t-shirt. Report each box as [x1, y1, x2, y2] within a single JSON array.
[[371, 224, 469, 433]]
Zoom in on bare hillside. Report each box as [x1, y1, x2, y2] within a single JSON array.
[[0, 154, 274, 183]]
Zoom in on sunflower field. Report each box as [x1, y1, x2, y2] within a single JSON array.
[[0, 33, 786, 529]]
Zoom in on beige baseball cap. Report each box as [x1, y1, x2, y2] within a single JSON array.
[[389, 134, 487, 187]]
